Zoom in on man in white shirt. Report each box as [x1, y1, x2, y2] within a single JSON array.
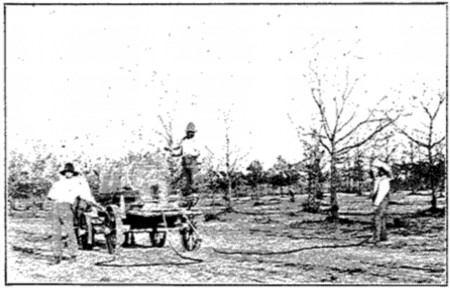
[[166, 122, 201, 198], [370, 159, 392, 243], [47, 162, 101, 264]]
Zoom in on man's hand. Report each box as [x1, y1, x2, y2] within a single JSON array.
[[164, 147, 172, 152]]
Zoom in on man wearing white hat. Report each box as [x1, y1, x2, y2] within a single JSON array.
[[370, 159, 392, 243]]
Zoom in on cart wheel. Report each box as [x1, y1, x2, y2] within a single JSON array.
[[150, 231, 166, 247], [104, 205, 124, 254], [180, 220, 201, 251]]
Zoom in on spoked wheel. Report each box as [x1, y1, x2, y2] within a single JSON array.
[[149, 231, 167, 247], [180, 218, 201, 251], [104, 205, 124, 254]]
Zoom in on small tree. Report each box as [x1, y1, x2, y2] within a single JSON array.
[[345, 149, 365, 195], [153, 114, 180, 195], [268, 156, 301, 200], [246, 160, 265, 199], [303, 148, 326, 212], [219, 110, 248, 209], [288, 117, 327, 209]]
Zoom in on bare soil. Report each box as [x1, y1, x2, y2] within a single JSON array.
[[6, 191, 446, 284]]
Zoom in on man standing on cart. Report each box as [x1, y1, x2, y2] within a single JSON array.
[[166, 122, 201, 200]]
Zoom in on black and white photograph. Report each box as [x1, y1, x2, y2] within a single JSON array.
[[4, 1, 447, 285]]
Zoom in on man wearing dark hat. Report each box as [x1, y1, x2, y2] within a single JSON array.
[[166, 122, 201, 198], [47, 162, 101, 264], [370, 159, 392, 243]]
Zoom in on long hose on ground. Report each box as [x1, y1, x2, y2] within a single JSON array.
[[91, 195, 374, 266], [94, 206, 204, 267], [213, 236, 371, 256]]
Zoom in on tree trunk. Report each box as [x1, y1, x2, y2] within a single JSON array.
[[329, 150, 339, 221], [411, 178, 418, 195], [429, 148, 437, 211], [226, 176, 232, 209], [212, 189, 216, 214], [357, 181, 362, 196]]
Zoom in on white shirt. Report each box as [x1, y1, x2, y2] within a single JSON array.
[[47, 176, 96, 204], [181, 137, 200, 157], [373, 176, 391, 206]]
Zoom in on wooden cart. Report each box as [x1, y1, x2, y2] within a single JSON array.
[[74, 190, 202, 254]]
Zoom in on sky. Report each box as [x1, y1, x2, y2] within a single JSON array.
[[6, 4, 446, 169]]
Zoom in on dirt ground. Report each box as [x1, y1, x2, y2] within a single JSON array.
[[6, 191, 447, 284]]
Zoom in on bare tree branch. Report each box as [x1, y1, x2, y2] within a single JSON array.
[[318, 138, 331, 155], [336, 109, 357, 134], [396, 126, 428, 148], [335, 114, 385, 144], [311, 88, 332, 141], [336, 116, 399, 155], [309, 64, 333, 140], [431, 92, 446, 120], [431, 136, 446, 149]]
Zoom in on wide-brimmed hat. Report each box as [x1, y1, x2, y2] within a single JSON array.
[[186, 122, 197, 133], [372, 159, 392, 176], [60, 162, 80, 176]]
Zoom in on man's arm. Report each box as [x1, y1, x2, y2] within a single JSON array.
[[77, 177, 103, 208], [165, 138, 185, 157], [171, 146, 183, 157], [47, 182, 59, 201]]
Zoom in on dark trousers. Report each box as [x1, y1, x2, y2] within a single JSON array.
[[373, 194, 389, 242], [53, 202, 78, 258], [175, 156, 197, 196]]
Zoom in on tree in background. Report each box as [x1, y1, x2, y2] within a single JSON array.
[[303, 61, 401, 221], [246, 160, 265, 200], [303, 146, 327, 212], [433, 142, 446, 196], [270, 156, 289, 195], [341, 148, 365, 195], [395, 141, 424, 194], [154, 114, 181, 195], [267, 156, 301, 202], [288, 116, 327, 209], [8, 147, 59, 199], [390, 88, 445, 211], [219, 110, 248, 209]]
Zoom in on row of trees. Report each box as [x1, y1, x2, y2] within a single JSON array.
[[8, 86, 445, 218], [8, 143, 445, 213], [8, 49, 446, 220]]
